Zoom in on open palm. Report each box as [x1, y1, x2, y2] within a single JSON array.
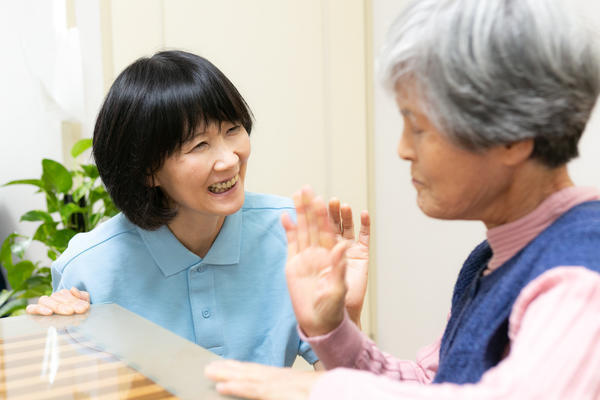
[[285, 244, 348, 337]]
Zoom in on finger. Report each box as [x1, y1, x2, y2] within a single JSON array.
[[340, 204, 355, 240], [53, 290, 88, 314], [205, 360, 243, 381], [57, 288, 90, 314], [293, 191, 309, 251], [301, 187, 319, 247], [206, 360, 273, 382], [281, 212, 298, 258], [26, 304, 53, 316], [328, 197, 341, 235], [216, 381, 263, 400], [315, 198, 336, 249], [70, 287, 90, 302], [359, 210, 371, 246], [38, 295, 74, 315]]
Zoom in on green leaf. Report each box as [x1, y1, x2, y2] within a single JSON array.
[[24, 274, 52, 287], [1, 234, 17, 269], [20, 210, 54, 224], [48, 229, 77, 252], [73, 180, 94, 203], [71, 138, 93, 158], [42, 159, 73, 193], [0, 298, 28, 317], [7, 260, 35, 291], [46, 192, 60, 213], [47, 249, 57, 261], [20, 274, 52, 297], [80, 164, 99, 179], [105, 202, 119, 217], [10, 308, 26, 317], [10, 236, 31, 259], [89, 212, 104, 228], [21, 286, 51, 298], [3, 179, 46, 191], [0, 289, 13, 307], [33, 222, 58, 245], [37, 266, 52, 276], [59, 202, 86, 221]]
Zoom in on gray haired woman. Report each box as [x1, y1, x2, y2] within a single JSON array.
[[205, 0, 600, 398]]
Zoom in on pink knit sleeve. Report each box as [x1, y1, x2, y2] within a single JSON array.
[[309, 267, 600, 400], [303, 312, 440, 383]]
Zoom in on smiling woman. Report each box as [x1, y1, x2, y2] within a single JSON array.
[[25, 50, 371, 369]]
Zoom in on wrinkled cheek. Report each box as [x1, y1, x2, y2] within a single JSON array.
[[416, 187, 453, 219]]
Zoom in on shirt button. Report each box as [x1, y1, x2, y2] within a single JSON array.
[[202, 309, 211, 318]]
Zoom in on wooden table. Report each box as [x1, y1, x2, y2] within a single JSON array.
[[0, 303, 231, 399]]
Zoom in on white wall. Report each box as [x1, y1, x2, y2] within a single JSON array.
[[1, 1, 70, 262], [0, 0, 105, 267], [372, 0, 600, 360]]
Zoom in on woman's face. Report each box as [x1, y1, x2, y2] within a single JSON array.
[[395, 86, 513, 222], [153, 121, 250, 219]]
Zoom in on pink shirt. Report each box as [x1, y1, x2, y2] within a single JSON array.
[[305, 187, 600, 399]]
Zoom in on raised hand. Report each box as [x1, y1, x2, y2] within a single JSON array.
[[282, 187, 349, 337], [328, 198, 370, 327], [26, 287, 90, 315]]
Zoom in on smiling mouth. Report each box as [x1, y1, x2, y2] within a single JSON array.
[[208, 175, 239, 194]]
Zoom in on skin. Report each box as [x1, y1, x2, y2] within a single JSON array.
[[395, 84, 573, 229], [153, 121, 251, 257], [204, 85, 576, 399]]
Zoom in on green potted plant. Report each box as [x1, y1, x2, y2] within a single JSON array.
[[0, 139, 117, 316]]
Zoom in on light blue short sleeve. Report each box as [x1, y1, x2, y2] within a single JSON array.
[[299, 340, 319, 364]]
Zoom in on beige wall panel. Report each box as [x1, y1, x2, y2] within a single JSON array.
[[110, 0, 164, 76], [325, 0, 368, 211], [321, 0, 372, 334], [163, 0, 328, 198]]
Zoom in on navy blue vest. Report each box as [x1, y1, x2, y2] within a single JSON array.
[[433, 201, 600, 384]]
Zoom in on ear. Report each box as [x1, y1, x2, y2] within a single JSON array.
[[499, 139, 534, 167], [147, 173, 160, 188]]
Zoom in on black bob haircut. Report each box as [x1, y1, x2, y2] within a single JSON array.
[[93, 50, 253, 230]]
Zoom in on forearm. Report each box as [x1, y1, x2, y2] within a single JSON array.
[[302, 312, 439, 383]]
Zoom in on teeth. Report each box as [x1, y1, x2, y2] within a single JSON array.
[[209, 175, 239, 193]]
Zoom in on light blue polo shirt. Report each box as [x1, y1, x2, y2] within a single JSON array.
[[52, 192, 317, 366]]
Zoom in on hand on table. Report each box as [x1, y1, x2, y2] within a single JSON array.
[[282, 187, 350, 337], [205, 360, 322, 400], [26, 287, 90, 315], [328, 198, 370, 327]]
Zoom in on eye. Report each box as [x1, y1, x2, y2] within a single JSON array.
[[226, 125, 241, 135], [194, 141, 209, 150], [405, 120, 424, 136]]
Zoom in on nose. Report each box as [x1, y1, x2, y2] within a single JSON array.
[[213, 142, 239, 171], [397, 128, 415, 161]]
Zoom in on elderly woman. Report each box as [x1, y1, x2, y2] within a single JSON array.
[[205, 0, 600, 398]]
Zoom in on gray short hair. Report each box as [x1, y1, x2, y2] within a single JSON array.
[[381, 0, 600, 167]]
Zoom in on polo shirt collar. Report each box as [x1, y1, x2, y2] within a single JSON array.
[[137, 210, 242, 277]]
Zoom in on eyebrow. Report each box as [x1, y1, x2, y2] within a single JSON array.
[[191, 129, 208, 138]]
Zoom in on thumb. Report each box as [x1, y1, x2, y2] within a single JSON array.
[[329, 240, 350, 284], [281, 212, 298, 257]]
